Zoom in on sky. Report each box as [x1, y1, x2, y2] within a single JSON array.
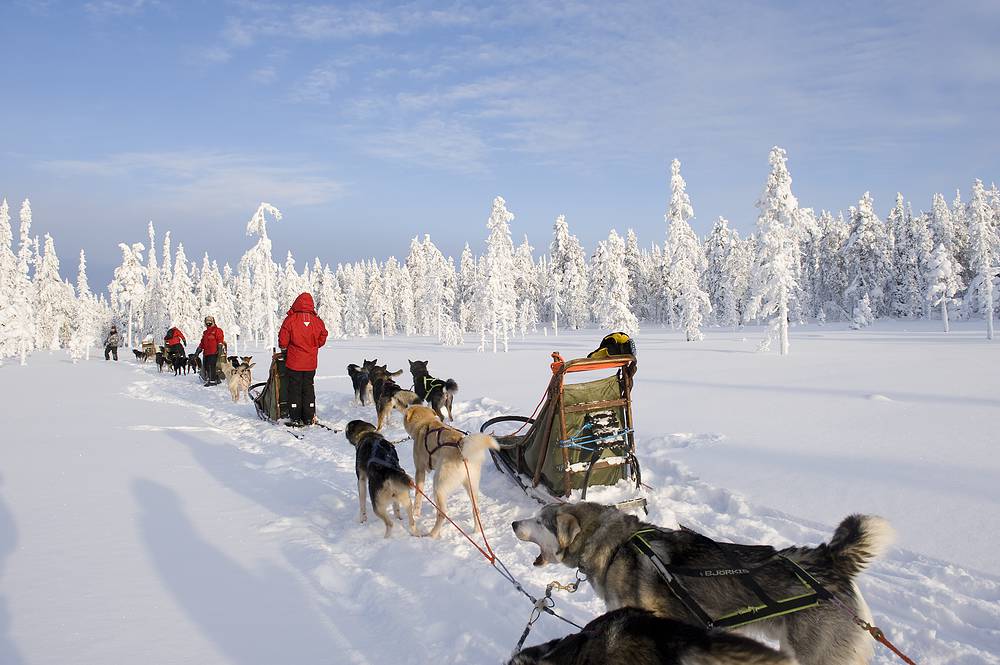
[[1, 0, 998, 288]]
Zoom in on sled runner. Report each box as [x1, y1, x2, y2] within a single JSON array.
[[249, 350, 289, 423], [482, 336, 640, 501]]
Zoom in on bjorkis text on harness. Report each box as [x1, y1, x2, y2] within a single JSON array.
[[620, 527, 918, 664]]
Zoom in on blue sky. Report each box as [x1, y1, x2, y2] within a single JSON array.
[[2, 0, 998, 288]]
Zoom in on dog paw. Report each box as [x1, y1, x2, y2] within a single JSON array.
[[359, 515, 367, 524]]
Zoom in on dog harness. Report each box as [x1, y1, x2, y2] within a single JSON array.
[[416, 374, 447, 400], [423, 426, 463, 470], [614, 527, 832, 629]]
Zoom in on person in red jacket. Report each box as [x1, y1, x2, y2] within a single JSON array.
[[195, 316, 225, 387], [164, 325, 186, 361], [278, 292, 329, 426]]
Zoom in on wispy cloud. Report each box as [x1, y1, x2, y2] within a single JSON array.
[[364, 118, 489, 173], [39, 151, 345, 212], [83, 0, 152, 17]]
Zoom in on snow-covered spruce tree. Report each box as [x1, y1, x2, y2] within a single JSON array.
[[663, 159, 710, 340], [703, 218, 738, 324], [0, 198, 25, 363], [964, 179, 999, 339], [887, 195, 933, 318], [70, 249, 99, 362], [141, 221, 167, 339], [366, 260, 391, 339], [420, 236, 454, 340], [547, 215, 589, 332], [198, 256, 238, 344], [405, 237, 431, 336], [747, 147, 800, 355], [109, 242, 145, 348], [339, 262, 368, 338], [514, 236, 539, 338], [397, 265, 417, 337], [477, 196, 518, 352], [457, 244, 479, 333], [950, 189, 972, 285], [850, 294, 874, 329], [279, 251, 304, 312], [816, 211, 849, 320], [926, 243, 963, 333], [243, 203, 281, 344], [8, 200, 37, 363], [930, 193, 959, 268], [317, 264, 344, 339], [843, 192, 892, 319], [623, 229, 646, 320], [167, 243, 199, 340], [590, 230, 639, 335], [795, 208, 822, 321]]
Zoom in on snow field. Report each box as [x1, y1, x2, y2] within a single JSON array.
[[1, 325, 998, 664]]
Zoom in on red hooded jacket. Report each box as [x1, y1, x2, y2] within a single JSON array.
[[198, 325, 225, 356], [278, 293, 328, 371], [165, 327, 186, 346]]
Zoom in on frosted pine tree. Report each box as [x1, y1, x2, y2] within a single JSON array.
[[548, 215, 589, 332], [9, 201, 36, 363], [964, 180, 999, 339], [397, 265, 417, 336], [513, 236, 539, 338], [951, 190, 972, 284], [926, 243, 963, 332], [141, 222, 167, 339], [457, 244, 479, 333], [109, 242, 146, 348], [590, 230, 639, 335], [795, 209, 822, 320], [816, 211, 849, 319], [623, 229, 646, 320], [477, 196, 518, 352], [339, 263, 368, 338], [366, 261, 391, 339], [0, 199, 22, 362], [70, 249, 99, 361], [850, 294, 874, 329], [665, 159, 710, 341], [747, 147, 800, 355], [198, 257, 237, 343], [703, 218, 737, 324], [243, 203, 281, 344], [887, 195, 931, 318], [405, 237, 431, 336], [167, 243, 200, 339], [318, 264, 344, 339], [843, 193, 892, 319]]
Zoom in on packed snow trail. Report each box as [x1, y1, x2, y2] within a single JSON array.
[[1, 340, 997, 664]]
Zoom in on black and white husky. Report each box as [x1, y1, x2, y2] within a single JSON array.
[[345, 420, 416, 538], [408, 359, 458, 422]]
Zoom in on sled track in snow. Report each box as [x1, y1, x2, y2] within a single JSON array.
[[124, 362, 1000, 664]]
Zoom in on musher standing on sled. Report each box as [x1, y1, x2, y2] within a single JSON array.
[[278, 292, 328, 427], [164, 325, 186, 361], [196, 316, 224, 386], [104, 325, 120, 361]]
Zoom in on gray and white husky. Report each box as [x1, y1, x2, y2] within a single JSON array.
[[345, 420, 416, 538], [512, 502, 893, 665]]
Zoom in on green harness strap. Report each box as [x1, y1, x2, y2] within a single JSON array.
[[628, 528, 828, 630]]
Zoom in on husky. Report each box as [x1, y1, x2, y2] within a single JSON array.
[[347, 359, 378, 405], [228, 361, 255, 402], [155, 349, 166, 373], [345, 420, 416, 538], [408, 360, 458, 422], [171, 354, 188, 376], [512, 502, 893, 665], [509, 607, 795, 665], [187, 353, 203, 374], [132, 349, 145, 362], [370, 364, 420, 431], [403, 405, 499, 538]]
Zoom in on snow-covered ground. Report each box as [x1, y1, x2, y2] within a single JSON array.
[[1, 322, 998, 664]]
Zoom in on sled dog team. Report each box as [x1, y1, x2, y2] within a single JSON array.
[[344, 358, 893, 665]]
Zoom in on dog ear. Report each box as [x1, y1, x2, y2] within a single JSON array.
[[555, 512, 581, 556], [247, 363, 256, 369]]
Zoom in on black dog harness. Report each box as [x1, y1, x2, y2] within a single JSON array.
[[423, 426, 463, 470], [615, 527, 832, 629], [416, 374, 447, 400]]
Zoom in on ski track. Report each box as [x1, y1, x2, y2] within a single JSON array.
[[124, 363, 999, 665]]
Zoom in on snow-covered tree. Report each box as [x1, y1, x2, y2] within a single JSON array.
[[70, 249, 100, 361], [844, 192, 893, 319], [32, 234, 68, 350], [166, 243, 199, 340], [747, 147, 800, 355], [887, 195, 933, 318], [317, 264, 344, 339], [513, 236, 539, 338], [547, 215, 589, 333], [0, 198, 26, 363], [477, 196, 518, 352], [590, 229, 639, 335], [141, 222, 167, 339], [339, 262, 368, 337], [366, 261, 391, 339], [242, 203, 281, 344], [457, 244, 479, 333], [926, 243, 963, 332], [851, 294, 874, 330], [109, 242, 146, 348], [964, 179, 999, 339]]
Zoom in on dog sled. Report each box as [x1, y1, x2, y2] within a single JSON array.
[[249, 350, 289, 423], [482, 334, 641, 504]]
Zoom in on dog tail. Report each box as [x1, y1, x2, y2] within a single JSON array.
[[459, 433, 500, 460], [445, 378, 458, 394], [828, 514, 894, 579]]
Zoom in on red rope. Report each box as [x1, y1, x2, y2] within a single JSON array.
[[410, 472, 495, 563]]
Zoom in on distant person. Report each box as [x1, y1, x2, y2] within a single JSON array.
[[104, 325, 121, 361], [164, 325, 186, 360], [196, 316, 225, 387], [278, 292, 328, 426]]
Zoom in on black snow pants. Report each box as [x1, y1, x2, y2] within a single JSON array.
[[285, 368, 316, 424], [203, 354, 218, 384], [105, 345, 118, 361]]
